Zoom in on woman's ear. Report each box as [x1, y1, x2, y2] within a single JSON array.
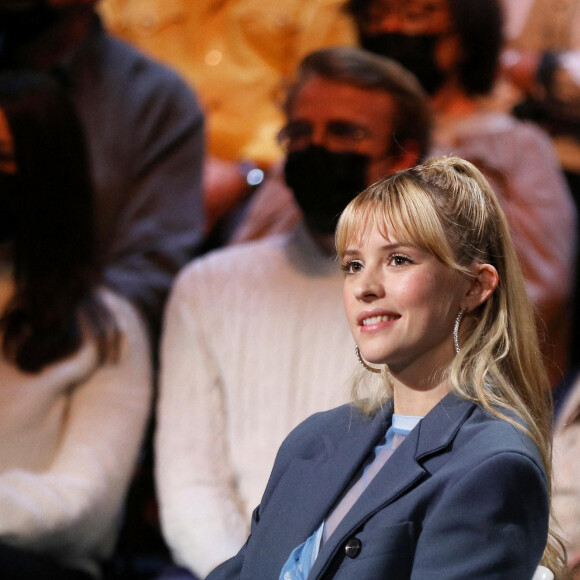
[[463, 263, 499, 311]]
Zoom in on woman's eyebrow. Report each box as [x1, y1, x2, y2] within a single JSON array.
[[342, 242, 410, 256], [341, 249, 361, 259], [380, 242, 407, 251]]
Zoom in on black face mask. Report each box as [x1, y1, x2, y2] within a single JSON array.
[[360, 32, 446, 95], [284, 145, 370, 235], [0, 2, 58, 67], [0, 172, 19, 243]]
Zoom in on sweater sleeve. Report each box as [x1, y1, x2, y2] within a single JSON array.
[[156, 265, 249, 578], [0, 292, 152, 571]]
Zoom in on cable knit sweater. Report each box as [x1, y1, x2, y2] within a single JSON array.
[[0, 270, 152, 576], [156, 224, 357, 577]]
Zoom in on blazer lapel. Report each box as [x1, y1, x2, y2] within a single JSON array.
[[243, 404, 392, 579], [306, 404, 394, 531], [309, 392, 477, 580]]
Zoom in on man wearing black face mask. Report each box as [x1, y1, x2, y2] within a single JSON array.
[[231, 46, 429, 249], [346, 0, 501, 97], [352, 0, 452, 96], [155, 46, 430, 579]]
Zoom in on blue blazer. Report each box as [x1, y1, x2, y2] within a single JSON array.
[[207, 393, 549, 579]]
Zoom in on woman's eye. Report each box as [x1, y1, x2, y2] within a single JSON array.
[[341, 260, 363, 274], [389, 254, 413, 267]]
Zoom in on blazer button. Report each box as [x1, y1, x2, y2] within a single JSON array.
[[344, 537, 362, 559]]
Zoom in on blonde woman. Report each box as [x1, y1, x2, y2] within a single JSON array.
[[207, 157, 567, 579]]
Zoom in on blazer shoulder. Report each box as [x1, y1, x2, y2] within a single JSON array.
[[456, 405, 545, 472]]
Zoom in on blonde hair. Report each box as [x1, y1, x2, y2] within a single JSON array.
[[336, 156, 568, 576]]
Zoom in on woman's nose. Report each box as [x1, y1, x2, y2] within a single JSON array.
[[353, 272, 386, 301]]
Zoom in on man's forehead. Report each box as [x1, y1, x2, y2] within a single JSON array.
[[292, 77, 395, 118]]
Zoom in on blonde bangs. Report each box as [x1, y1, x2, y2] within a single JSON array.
[[336, 174, 460, 272]]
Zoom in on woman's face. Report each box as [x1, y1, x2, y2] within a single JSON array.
[[342, 223, 471, 379], [0, 108, 16, 174]]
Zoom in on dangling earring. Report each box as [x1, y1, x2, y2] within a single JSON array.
[[355, 345, 381, 374], [453, 308, 466, 354]]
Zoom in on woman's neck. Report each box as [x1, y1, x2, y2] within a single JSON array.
[[391, 374, 451, 416]]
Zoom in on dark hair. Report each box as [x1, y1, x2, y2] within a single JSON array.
[[345, 0, 504, 96], [0, 71, 118, 372], [284, 46, 432, 159]]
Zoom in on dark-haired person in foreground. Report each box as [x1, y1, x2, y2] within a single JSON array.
[[0, 71, 152, 580]]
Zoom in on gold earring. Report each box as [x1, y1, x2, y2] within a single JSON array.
[[355, 345, 381, 374]]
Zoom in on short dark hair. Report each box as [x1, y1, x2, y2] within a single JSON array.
[[344, 0, 504, 96], [0, 71, 117, 372], [284, 46, 432, 160]]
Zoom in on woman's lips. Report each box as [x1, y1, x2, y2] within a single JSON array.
[[357, 310, 400, 332]]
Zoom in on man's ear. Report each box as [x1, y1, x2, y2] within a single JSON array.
[[389, 141, 421, 173], [463, 263, 499, 311]]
